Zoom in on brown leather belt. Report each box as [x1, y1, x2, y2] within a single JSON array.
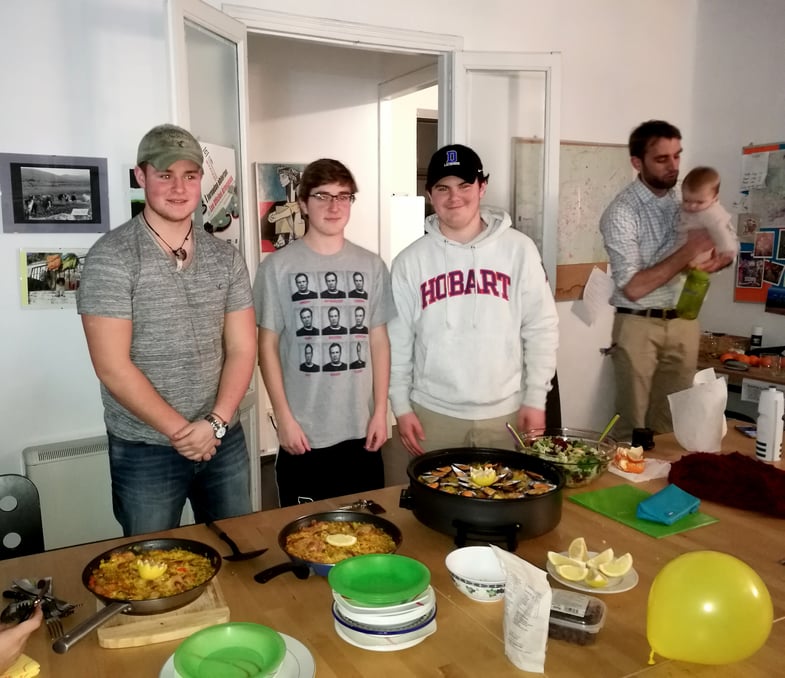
[[616, 307, 679, 320]]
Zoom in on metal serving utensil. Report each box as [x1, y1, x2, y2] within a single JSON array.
[[334, 499, 386, 514], [206, 521, 268, 561]]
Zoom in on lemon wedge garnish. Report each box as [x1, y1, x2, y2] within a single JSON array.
[[586, 548, 614, 569], [584, 568, 609, 588], [470, 466, 498, 487], [556, 562, 588, 582], [547, 551, 584, 568], [599, 552, 633, 578], [567, 537, 588, 563], [325, 534, 357, 547], [137, 560, 167, 580]]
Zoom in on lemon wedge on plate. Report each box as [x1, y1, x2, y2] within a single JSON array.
[[599, 552, 633, 578], [584, 568, 609, 588], [547, 551, 583, 568], [586, 548, 614, 569], [556, 562, 588, 582], [567, 537, 588, 562], [325, 534, 357, 547]]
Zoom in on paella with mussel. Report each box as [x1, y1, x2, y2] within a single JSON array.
[[417, 462, 557, 499]]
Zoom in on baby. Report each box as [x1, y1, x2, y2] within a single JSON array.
[[679, 166, 738, 267]]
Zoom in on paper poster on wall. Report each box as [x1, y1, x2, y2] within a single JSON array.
[[256, 163, 306, 253], [199, 142, 240, 248], [19, 248, 87, 309]]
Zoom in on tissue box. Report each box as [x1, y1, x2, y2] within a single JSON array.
[[548, 589, 607, 645]]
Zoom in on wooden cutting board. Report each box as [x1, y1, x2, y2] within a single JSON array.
[[96, 579, 230, 648]]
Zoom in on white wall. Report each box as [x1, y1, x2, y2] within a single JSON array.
[[2, 0, 781, 474], [0, 0, 173, 473]]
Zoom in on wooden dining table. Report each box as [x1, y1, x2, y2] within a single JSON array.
[[2, 424, 783, 677]]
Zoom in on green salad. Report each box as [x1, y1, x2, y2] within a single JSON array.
[[524, 436, 609, 487]]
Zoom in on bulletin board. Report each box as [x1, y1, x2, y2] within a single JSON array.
[[734, 142, 785, 313], [513, 139, 633, 300]]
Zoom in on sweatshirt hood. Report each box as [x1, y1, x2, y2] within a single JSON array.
[[423, 205, 511, 246]]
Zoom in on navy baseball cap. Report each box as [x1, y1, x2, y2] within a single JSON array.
[[425, 144, 488, 190], [137, 124, 204, 171]]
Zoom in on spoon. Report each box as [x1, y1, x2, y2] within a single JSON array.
[[598, 413, 620, 443], [505, 422, 528, 450], [207, 521, 268, 562]]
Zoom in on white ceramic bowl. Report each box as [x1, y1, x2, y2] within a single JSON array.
[[444, 546, 506, 602]]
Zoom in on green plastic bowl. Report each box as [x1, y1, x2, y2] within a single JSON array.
[[174, 622, 286, 678], [328, 554, 430, 606]]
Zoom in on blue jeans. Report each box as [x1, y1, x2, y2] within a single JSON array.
[[108, 424, 252, 537]]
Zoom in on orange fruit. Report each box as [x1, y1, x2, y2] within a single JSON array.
[[747, 355, 760, 367]]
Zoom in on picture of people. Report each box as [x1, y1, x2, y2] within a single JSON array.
[[322, 306, 348, 335], [736, 252, 764, 288], [348, 271, 368, 299], [300, 343, 320, 372], [320, 271, 346, 298], [738, 213, 760, 238], [753, 230, 775, 258], [350, 306, 369, 334], [763, 260, 784, 285], [350, 342, 366, 370], [21, 249, 86, 308], [296, 307, 320, 336], [323, 342, 347, 371], [256, 163, 306, 252], [291, 272, 318, 301]]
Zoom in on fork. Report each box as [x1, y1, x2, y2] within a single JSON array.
[[45, 614, 64, 641]]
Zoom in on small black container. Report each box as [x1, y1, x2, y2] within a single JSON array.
[[632, 428, 655, 450]]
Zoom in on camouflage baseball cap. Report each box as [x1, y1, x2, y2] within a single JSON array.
[[136, 124, 204, 170]]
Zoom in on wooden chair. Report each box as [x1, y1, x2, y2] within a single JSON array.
[[0, 474, 44, 559]]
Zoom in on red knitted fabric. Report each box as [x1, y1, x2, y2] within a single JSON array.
[[668, 452, 785, 518]]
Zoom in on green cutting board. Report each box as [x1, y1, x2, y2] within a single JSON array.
[[568, 484, 718, 538]]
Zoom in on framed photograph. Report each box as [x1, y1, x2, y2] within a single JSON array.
[[255, 163, 306, 252], [0, 153, 109, 233], [18, 248, 87, 309]]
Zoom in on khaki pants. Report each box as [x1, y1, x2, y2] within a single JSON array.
[[412, 402, 519, 452], [610, 313, 699, 439]]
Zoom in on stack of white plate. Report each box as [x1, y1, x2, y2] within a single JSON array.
[[331, 586, 437, 651]]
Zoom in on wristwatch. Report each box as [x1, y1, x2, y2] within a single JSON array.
[[204, 413, 227, 439]]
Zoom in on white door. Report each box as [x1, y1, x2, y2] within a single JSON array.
[[167, 0, 261, 511], [446, 52, 561, 289]]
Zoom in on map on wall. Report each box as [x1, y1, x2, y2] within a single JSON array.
[[514, 139, 632, 266], [514, 139, 633, 301]]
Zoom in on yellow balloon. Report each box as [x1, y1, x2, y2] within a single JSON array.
[[647, 551, 773, 665]]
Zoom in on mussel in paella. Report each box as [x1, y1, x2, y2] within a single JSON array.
[[417, 462, 556, 499]]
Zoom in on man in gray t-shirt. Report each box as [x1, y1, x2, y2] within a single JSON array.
[[77, 124, 257, 536], [253, 159, 395, 507]]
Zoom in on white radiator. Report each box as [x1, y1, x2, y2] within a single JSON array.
[[23, 435, 194, 550]]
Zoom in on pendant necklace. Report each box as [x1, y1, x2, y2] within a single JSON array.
[[144, 216, 193, 270]]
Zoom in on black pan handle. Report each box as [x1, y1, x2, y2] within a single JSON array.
[[207, 520, 242, 558], [52, 601, 132, 654], [254, 562, 310, 584]]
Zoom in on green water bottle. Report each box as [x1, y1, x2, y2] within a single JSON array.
[[676, 269, 710, 319]]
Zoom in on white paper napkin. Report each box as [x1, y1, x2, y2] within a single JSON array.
[[608, 458, 671, 483]]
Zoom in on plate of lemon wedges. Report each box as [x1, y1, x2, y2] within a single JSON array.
[[546, 537, 638, 594]]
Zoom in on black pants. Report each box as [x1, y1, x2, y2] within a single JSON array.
[[274, 437, 384, 507]]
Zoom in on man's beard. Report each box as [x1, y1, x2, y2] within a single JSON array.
[[641, 167, 678, 191]]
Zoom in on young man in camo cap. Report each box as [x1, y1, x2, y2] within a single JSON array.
[[77, 124, 257, 535]]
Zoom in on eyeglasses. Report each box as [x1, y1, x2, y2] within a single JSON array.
[[309, 192, 355, 204]]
